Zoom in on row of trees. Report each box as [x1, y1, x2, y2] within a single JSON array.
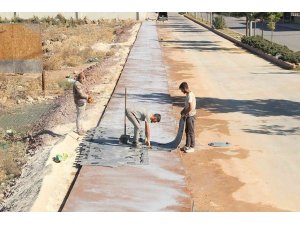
[[229, 12, 283, 42]]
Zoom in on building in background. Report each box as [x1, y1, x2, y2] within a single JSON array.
[[283, 12, 300, 24]]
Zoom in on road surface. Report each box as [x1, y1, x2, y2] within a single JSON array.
[[223, 16, 300, 51], [158, 13, 300, 211]]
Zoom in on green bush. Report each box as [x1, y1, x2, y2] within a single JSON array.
[[29, 16, 40, 24], [11, 16, 24, 23], [241, 35, 300, 64], [0, 15, 88, 26], [55, 13, 67, 24], [66, 17, 77, 28], [213, 15, 226, 29]]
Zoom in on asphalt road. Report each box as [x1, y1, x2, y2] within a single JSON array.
[[223, 16, 300, 51], [158, 13, 300, 211]]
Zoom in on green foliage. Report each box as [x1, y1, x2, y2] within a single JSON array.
[[0, 14, 97, 26], [40, 16, 52, 24], [55, 13, 67, 24], [11, 16, 23, 23], [241, 35, 300, 64], [66, 17, 77, 28], [229, 12, 283, 20], [29, 16, 40, 24], [213, 15, 226, 29], [266, 13, 282, 31], [228, 12, 248, 18]]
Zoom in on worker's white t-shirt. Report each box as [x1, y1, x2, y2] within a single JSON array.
[[185, 91, 196, 117]]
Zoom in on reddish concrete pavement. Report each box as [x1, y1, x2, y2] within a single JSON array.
[[62, 21, 191, 212]]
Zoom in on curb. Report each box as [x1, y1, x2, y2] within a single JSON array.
[[184, 14, 296, 70]]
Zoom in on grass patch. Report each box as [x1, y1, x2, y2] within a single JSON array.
[[219, 28, 243, 41], [0, 130, 27, 185]]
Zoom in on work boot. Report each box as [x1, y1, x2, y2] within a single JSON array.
[[180, 146, 188, 151]]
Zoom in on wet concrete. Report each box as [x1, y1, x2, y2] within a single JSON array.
[[62, 21, 191, 211], [76, 116, 186, 166]]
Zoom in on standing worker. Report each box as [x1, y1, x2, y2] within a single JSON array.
[[126, 108, 161, 148], [73, 72, 90, 136], [179, 82, 197, 153]]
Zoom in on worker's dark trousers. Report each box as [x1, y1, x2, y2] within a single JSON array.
[[185, 116, 195, 148]]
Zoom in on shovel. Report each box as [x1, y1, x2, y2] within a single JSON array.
[[119, 88, 130, 144]]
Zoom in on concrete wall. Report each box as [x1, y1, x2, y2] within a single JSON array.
[[0, 12, 147, 20], [294, 16, 300, 24], [0, 24, 42, 73]]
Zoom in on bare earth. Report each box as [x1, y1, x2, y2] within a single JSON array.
[[158, 13, 300, 212], [3, 23, 140, 212]]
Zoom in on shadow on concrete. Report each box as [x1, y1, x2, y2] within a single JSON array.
[[251, 71, 300, 75], [172, 96, 300, 117], [159, 39, 243, 53], [226, 26, 246, 30], [156, 15, 209, 33], [116, 92, 173, 105], [242, 125, 300, 135], [161, 40, 220, 44]]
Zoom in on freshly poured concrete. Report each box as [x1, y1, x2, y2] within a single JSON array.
[[62, 22, 191, 211]]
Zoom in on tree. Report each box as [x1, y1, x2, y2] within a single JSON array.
[[266, 13, 282, 43], [229, 12, 255, 36], [254, 12, 282, 39]]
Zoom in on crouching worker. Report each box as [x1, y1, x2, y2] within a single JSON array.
[[125, 108, 161, 148], [73, 72, 90, 135]]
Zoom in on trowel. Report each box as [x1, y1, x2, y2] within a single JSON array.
[[119, 88, 130, 144]]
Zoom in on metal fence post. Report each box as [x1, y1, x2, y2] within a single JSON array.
[[42, 70, 46, 96]]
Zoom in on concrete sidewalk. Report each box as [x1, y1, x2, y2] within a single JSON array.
[[62, 21, 191, 212]]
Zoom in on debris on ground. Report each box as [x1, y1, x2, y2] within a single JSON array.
[[53, 153, 68, 163]]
